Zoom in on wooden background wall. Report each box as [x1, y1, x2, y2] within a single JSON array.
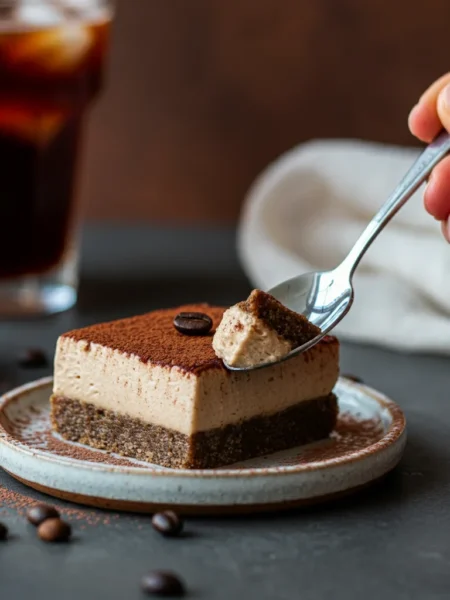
[[82, 0, 450, 223]]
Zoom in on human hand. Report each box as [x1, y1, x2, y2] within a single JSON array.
[[408, 73, 450, 241]]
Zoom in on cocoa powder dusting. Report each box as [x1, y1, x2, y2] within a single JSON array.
[[62, 304, 226, 374], [241, 289, 322, 346], [0, 486, 119, 527]]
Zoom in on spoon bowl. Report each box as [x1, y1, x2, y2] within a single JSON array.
[[226, 130, 450, 372], [225, 267, 353, 372], [268, 267, 353, 333]]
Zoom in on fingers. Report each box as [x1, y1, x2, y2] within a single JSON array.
[[408, 74, 450, 241], [408, 73, 450, 142], [422, 84, 450, 224], [408, 103, 441, 143], [424, 156, 450, 222]]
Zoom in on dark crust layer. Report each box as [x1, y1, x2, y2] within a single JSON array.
[[61, 303, 337, 375], [50, 394, 338, 469], [240, 290, 321, 346]]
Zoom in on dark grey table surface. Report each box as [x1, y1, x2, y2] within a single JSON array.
[[1, 225, 450, 600]]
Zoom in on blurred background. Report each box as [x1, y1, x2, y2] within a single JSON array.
[[82, 0, 450, 224]]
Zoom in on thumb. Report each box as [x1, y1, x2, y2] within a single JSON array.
[[437, 84, 450, 133]]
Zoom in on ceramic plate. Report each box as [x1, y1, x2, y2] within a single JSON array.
[[0, 377, 406, 514]]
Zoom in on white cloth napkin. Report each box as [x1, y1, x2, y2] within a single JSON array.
[[238, 139, 450, 354]]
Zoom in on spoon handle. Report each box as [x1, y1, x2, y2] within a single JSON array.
[[341, 130, 450, 276]]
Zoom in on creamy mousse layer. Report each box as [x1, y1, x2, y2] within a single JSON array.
[[53, 305, 339, 437], [213, 290, 321, 368], [212, 305, 292, 368]]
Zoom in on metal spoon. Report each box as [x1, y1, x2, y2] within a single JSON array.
[[227, 130, 450, 371]]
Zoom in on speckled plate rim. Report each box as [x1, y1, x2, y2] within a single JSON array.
[[0, 376, 406, 479]]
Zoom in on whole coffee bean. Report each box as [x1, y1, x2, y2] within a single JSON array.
[[37, 518, 71, 543], [26, 503, 60, 527], [173, 312, 212, 336], [343, 373, 364, 383], [151, 511, 183, 537], [0, 522, 8, 540], [18, 348, 48, 368], [141, 571, 185, 597]]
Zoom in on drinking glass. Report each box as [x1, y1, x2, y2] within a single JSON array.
[[0, 0, 114, 316]]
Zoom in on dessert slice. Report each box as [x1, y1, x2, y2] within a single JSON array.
[[51, 304, 339, 469], [213, 289, 320, 368]]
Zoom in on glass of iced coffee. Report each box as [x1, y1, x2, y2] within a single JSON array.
[[0, 0, 113, 316]]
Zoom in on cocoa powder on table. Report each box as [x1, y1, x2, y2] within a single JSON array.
[[0, 486, 119, 527]]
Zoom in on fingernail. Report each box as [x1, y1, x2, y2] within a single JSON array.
[[441, 219, 450, 243], [440, 84, 450, 110]]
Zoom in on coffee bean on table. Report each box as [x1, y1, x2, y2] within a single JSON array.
[[18, 348, 48, 368], [174, 312, 212, 336], [26, 503, 60, 527], [151, 511, 183, 537], [141, 571, 185, 597], [0, 522, 8, 540], [37, 518, 71, 543]]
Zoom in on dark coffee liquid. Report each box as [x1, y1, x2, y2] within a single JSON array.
[[0, 16, 110, 279], [0, 117, 81, 278]]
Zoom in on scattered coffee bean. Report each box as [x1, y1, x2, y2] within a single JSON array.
[[0, 522, 8, 540], [174, 312, 212, 336], [343, 374, 363, 383], [26, 503, 60, 527], [151, 511, 183, 537], [37, 518, 71, 542], [18, 348, 48, 368], [141, 571, 185, 597]]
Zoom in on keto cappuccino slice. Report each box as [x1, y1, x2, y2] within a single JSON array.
[[51, 304, 339, 469]]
